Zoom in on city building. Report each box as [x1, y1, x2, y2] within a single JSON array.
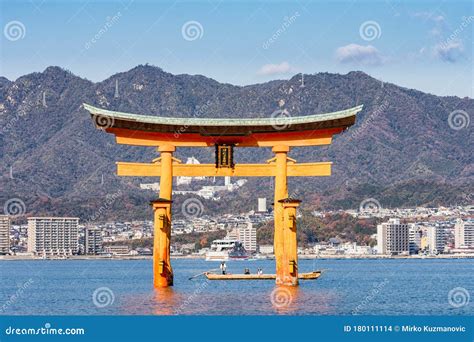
[[0, 215, 10, 255], [104, 245, 130, 255], [409, 225, 421, 254], [259, 244, 274, 254], [257, 198, 267, 212], [454, 219, 474, 248], [27, 217, 79, 256], [237, 222, 257, 252], [226, 222, 257, 252], [426, 224, 448, 254], [85, 227, 103, 255], [377, 218, 409, 255]]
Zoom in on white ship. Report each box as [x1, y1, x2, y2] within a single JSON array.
[[205, 239, 236, 261], [205, 239, 250, 261]]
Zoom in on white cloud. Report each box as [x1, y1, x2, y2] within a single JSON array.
[[335, 44, 383, 66], [434, 40, 464, 62], [257, 62, 293, 76]]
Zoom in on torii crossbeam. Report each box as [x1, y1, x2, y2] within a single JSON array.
[[84, 103, 362, 288]]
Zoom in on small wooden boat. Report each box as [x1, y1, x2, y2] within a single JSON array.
[[204, 270, 322, 281]]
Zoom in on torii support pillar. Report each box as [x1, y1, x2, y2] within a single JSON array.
[[273, 145, 290, 285], [151, 199, 173, 287], [279, 198, 301, 286], [153, 145, 175, 288]]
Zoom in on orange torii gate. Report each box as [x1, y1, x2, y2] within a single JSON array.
[[84, 103, 362, 288]]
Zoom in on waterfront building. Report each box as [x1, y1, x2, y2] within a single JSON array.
[[104, 245, 130, 255], [0, 215, 10, 255], [238, 222, 257, 252], [426, 224, 448, 254], [27, 217, 79, 256], [226, 228, 239, 241], [85, 227, 103, 255], [409, 225, 421, 254], [376, 218, 409, 255], [454, 219, 474, 248], [376, 223, 387, 254], [259, 244, 274, 254], [226, 222, 257, 252]]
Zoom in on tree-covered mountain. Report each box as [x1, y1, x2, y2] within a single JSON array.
[[0, 65, 472, 221]]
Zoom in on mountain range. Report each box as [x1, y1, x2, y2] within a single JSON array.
[[0, 65, 472, 222]]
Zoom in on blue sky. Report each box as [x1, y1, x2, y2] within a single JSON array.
[[1, 0, 472, 97]]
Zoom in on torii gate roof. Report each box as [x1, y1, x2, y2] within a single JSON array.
[[83, 103, 363, 174], [83, 103, 362, 136]]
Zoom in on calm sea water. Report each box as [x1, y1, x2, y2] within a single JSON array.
[[0, 259, 472, 315]]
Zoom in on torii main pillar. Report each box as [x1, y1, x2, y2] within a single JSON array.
[[153, 145, 175, 287], [272, 145, 301, 286], [273, 145, 289, 285]]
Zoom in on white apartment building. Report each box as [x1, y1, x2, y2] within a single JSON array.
[[454, 219, 474, 248], [409, 225, 421, 254], [377, 218, 410, 255], [238, 222, 257, 252], [28, 217, 79, 256], [226, 222, 257, 252], [257, 198, 267, 212], [0, 215, 10, 255], [426, 225, 448, 254], [85, 227, 103, 255], [259, 244, 274, 254]]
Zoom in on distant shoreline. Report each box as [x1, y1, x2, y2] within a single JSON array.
[[1, 254, 473, 261]]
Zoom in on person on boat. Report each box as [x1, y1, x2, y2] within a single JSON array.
[[257, 268, 263, 275], [244, 268, 250, 275], [220, 261, 227, 275]]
